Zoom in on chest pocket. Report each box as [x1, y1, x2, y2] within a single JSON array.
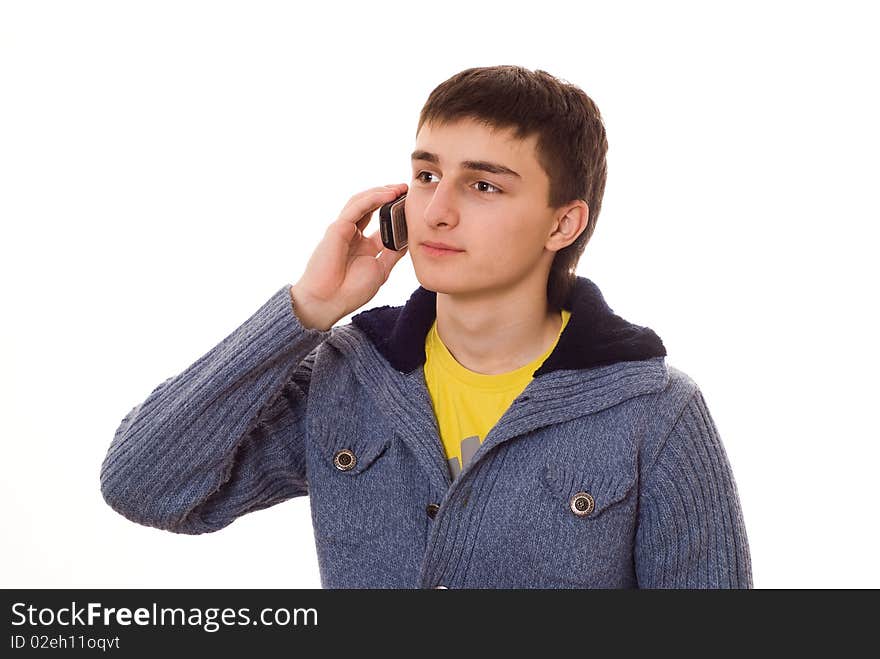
[[310, 427, 401, 546], [540, 463, 635, 521], [327, 432, 392, 476], [531, 462, 639, 586]]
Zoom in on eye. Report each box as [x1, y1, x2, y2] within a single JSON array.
[[473, 180, 502, 194], [414, 171, 437, 184], [413, 171, 502, 195]]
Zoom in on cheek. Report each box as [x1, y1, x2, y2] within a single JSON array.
[[404, 193, 429, 224], [488, 217, 544, 254]]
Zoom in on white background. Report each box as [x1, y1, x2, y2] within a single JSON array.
[[1, 1, 877, 589]]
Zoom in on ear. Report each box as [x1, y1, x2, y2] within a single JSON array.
[[546, 200, 589, 252]]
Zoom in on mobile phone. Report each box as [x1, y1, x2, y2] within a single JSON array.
[[379, 193, 407, 251]]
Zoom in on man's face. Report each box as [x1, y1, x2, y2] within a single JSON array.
[[406, 117, 561, 297]]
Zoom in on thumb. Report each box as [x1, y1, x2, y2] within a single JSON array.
[[375, 244, 409, 282]]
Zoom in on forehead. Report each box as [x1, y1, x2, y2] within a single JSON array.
[[414, 118, 542, 176]]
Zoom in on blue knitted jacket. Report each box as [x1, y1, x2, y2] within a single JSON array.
[[100, 276, 753, 588]]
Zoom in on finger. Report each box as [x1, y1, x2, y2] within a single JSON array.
[[363, 228, 385, 256], [338, 186, 408, 227], [341, 191, 396, 235], [366, 226, 406, 256], [343, 185, 406, 213]]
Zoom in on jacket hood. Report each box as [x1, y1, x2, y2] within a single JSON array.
[[349, 275, 666, 377]]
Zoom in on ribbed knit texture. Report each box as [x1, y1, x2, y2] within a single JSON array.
[[100, 285, 331, 534], [634, 389, 753, 588], [100, 283, 753, 588]]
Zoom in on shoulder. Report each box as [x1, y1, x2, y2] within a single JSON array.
[[639, 362, 706, 472]]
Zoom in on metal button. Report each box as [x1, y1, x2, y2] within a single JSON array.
[[426, 503, 440, 519], [333, 448, 356, 471], [433, 585, 448, 589], [569, 491, 595, 516]]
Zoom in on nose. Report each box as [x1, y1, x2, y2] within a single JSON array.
[[422, 180, 460, 229]]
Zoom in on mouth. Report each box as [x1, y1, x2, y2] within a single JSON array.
[[421, 243, 465, 256]]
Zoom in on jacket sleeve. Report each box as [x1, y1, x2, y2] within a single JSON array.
[[99, 284, 334, 535], [634, 388, 753, 588]]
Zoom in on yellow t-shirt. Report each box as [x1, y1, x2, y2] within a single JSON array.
[[423, 308, 572, 480]]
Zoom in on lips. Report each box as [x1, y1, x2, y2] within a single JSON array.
[[421, 242, 463, 252]]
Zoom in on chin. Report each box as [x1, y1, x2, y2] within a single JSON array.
[[413, 264, 485, 296], [413, 266, 462, 295]]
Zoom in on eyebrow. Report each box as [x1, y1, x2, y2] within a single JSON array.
[[410, 150, 522, 179]]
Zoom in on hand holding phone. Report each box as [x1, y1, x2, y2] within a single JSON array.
[[289, 184, 409, 331]]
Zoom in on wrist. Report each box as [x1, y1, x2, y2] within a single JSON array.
[[289, 284, 337, 332]]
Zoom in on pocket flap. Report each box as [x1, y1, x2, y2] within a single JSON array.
[[324, 431, 392, 476], [540, 463, 636, 519]]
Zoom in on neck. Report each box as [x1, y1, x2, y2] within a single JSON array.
[[434, 275, 562, 375]]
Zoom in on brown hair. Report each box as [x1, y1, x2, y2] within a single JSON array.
[[416, 65, 608, 311]]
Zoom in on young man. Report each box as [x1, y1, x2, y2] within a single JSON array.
[[101, 65, 752, 588]]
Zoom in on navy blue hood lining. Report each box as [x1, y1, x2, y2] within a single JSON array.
[[350, 275, 666, 376]]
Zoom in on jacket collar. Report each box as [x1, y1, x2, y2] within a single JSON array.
[[350, 275, 666, 377], [324, 275, 669, 494]]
